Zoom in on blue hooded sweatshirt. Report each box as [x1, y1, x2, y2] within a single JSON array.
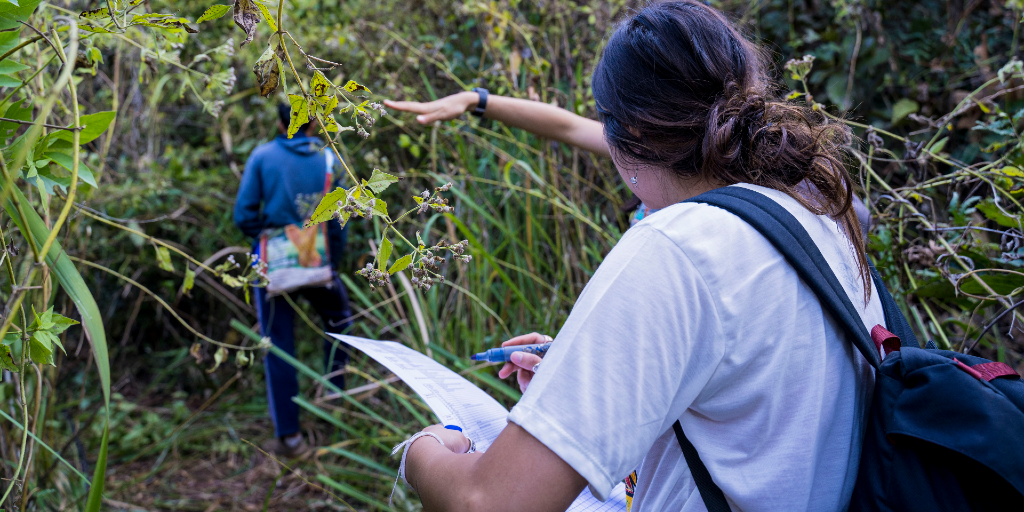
[[233, 134, 346, 267]]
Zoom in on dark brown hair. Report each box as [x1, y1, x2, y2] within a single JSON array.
[[591, 0, 869, 298]]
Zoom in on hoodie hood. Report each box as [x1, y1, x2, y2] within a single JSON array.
[[275, 134, 322, 156]]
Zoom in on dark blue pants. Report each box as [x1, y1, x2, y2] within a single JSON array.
[[255, 275, 352, 438]]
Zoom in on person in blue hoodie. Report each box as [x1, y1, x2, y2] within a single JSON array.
[[234, 103, 352, 457]]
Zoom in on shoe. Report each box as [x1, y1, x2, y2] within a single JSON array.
[[265, 434, 309, 458]]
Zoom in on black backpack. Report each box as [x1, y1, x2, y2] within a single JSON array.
[[673, 187, 1024, 511]]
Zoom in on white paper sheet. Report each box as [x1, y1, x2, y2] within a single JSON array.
[[331, 334, 627, 511]]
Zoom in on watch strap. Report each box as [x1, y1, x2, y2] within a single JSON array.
[[470, 87, 488, 117]]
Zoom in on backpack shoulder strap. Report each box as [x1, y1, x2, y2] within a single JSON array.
[[868, 261, 919, 348]]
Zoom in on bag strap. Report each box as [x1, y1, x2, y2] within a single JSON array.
[[669, 186, 917, 511], [673, 422, 732, 512]]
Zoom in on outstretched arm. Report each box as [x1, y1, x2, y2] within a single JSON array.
[[384, 91, 611, 159]]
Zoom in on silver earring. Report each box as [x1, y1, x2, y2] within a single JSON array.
[[630, 171, 638, 185]]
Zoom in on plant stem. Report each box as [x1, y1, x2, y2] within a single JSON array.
[[37, 22, 81, 262]]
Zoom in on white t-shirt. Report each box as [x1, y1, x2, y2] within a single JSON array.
[[507, 184, 884, 511]]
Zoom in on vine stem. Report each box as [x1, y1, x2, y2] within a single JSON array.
[[863, 164, 1024, 329], [56, 193, 220, 274], [17, 365, 43, 511], [37, 20, 81, 262], [69, 257, 262, 351]]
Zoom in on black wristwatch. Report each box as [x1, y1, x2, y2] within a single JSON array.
[[470, 87, 488, 117]]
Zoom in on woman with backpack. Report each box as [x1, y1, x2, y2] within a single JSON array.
[[386, 2, 885, 510]]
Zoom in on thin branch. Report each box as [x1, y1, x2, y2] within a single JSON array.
[[0, 116, 79, 131]]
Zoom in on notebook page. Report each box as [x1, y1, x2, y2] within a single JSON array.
[[331, 334, 627, 511]]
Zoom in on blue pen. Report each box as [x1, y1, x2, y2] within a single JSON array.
[[470, 342, 552, 362]]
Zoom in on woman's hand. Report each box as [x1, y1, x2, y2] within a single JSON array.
[[416, 424, 472, 454], [384, 91, 479, 124], [497, 332, 553, 393]]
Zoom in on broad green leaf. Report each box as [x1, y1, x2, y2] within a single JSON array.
[[977, 199, 1022, 228], [254, 0, 276, 32], [155, 245, 174, 272], [926, 137, 948, 155], [388, 253, 413, 275], [0, 344, 16, 372], [29, 330, 54, 365], [997, 166, 1024, 178], [378, 237, 392, 271], [960, 273, 1024, 297], [50, 312, 79, 334], [324, 95, 339, 114], [0, 100, 30, 141], [0, 74, 20, 87], [891, 98, 919, 125], [307, 187, 346, 226], [310, 70, 331, 97], [196, 4, 231, 23], [321, 114, 340, 132], [0, 60, 29, 75], [182, 268, 196, 294], [0, 28, 16, 56], [0, 0, 40, 30], [53, 111, 116, 144], [365, 168, 399, 194], [342, 80, 371, 94], [44, 151, 98, 187], [287, 94, 309, 138]]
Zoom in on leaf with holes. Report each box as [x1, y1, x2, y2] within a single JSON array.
[[252, 44, 283, 97], [342, 80, 371, 94], [287, 94, 309, 138], [232, 0, 260, 46], [311, 70, 332, 98]]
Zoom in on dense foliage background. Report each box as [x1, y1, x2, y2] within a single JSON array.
[[0, 0, 1021, 510]]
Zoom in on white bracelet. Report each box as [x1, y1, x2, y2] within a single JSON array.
[[389, 432, 446, 505]]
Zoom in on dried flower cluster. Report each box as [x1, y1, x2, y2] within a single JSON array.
[[356, 263, 391, 288], [416, 182, 455, 214]]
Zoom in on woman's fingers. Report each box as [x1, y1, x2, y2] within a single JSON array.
[[501, 332, 551, 348], [510, 351, 543, 371], [517, 368, 534, 393], [498, 362, 516, 379], [382, 99, 432, 114]]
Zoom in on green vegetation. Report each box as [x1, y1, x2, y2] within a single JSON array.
[[0, 0, 1021, 509]]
